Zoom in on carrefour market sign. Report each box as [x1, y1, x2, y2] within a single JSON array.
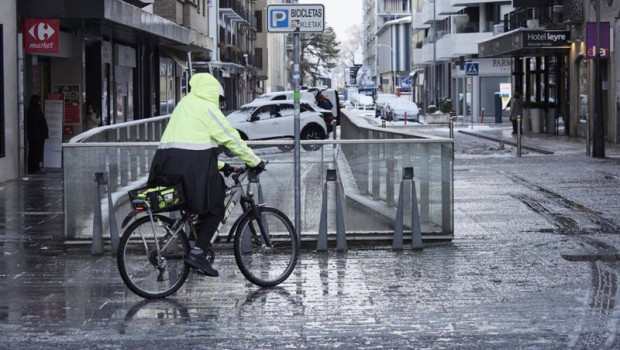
[[267, 4, 325, 33]]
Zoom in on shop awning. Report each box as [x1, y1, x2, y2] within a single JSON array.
[[19, 0, 213, 52], [478, 28, 571, 58]]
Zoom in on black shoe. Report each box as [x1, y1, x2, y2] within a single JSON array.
[[185, 251, 219, 277]]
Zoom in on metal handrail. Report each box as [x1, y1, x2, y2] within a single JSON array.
[[68, 114, 171, 143]]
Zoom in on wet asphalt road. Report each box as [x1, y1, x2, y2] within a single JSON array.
[[1, 124, 620, 349]]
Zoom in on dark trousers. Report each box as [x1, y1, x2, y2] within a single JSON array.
[[511, 119, 522, 134], [28, 139, 45, 173], [195, 212, 221, 250]]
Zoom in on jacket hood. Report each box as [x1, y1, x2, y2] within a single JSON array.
[[189, 73, 221, 104]]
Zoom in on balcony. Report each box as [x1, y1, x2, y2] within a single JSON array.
[[219, 0, 249, 25]]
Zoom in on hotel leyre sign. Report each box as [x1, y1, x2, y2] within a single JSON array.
[[23, 19, 60, 54]]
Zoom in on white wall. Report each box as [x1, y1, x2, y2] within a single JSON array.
[[0, 1, 19, 182]]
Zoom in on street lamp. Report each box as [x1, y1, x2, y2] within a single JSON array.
[[377, 43, 396, 94]]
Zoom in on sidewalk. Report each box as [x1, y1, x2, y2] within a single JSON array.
[[1, 129, 619, 348]]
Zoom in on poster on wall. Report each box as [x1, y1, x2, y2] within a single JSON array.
[[500, 83, 511, 110], [43, 93, 64, 168], [52, 84, 81, 124]]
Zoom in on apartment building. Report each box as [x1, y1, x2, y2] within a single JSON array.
[[412, 0, 512, 117], [363, 0, 412, 93]]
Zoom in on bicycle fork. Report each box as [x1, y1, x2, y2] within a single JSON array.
[[244, 197, 273, 249]]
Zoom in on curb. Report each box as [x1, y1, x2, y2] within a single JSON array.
[[458, 130, 554, 155]]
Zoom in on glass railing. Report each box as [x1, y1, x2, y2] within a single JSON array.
[[63, 110, 454, 244]]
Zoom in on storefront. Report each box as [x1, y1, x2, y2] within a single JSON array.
[[478, 28, 571, 134], [17, 0, 211, 173]]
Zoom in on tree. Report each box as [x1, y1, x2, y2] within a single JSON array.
[[300, 27, 340, 86]]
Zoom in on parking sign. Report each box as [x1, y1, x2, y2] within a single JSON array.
[[267, 4, 325, 33]]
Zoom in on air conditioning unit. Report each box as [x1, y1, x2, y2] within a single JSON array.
[[493, 24, 504, 36]]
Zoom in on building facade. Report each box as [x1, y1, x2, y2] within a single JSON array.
[[479, 0, 620, 146], [413, 0, 512, 116], [0, 0, 212, 181], [363, 0, 412, 92]]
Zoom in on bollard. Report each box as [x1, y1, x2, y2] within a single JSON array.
[[317, 169, 347, 252], [449, 116, 454, 138], [106, 174, 120, 255], [517, 115, 522, 157], [92, 172, 107, 255], [480, 108, 485, 123], [393, 167, 424, 251]]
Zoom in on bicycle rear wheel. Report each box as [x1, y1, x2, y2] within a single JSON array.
[[117, 215, 190, 299], [234, 207, 298, 287]]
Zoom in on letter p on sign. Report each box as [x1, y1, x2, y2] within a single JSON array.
[[270, 10, 288, 28]]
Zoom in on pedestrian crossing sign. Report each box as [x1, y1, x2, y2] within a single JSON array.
[[465, 62, 479, 76]]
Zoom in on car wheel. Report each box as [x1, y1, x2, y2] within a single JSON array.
[[278, 144, 294, 153], [301, 125, 325, 151]]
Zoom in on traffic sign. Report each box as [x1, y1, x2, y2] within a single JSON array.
[[465, 62, 479, 76], [267, 4, 325, 33]]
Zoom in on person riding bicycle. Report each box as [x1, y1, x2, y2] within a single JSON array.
[[147, 72, 264, 277]]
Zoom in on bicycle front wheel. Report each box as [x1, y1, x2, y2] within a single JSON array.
[[234, 207, 298, 287], [117, 215, 190, 299]]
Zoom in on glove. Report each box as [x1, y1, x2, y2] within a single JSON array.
[[251, 161, 266, 175], [221, 163, 235, 177]]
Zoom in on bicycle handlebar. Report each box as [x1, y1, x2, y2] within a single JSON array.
[[228, 161, 269, 182]]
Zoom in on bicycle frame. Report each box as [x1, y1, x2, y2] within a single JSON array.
[[122, 168, 273, 257]]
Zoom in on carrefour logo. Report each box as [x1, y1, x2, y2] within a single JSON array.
[[270, 9, 289, 28]]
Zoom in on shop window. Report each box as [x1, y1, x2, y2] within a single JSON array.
[[159, 58, 175, 115], [578, 58, 588, 122]]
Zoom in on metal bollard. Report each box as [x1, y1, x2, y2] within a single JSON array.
[[106, 175, 120, 255], [449, 116, 454, 138], [393, 167, 424, 251], [517, 115, 522, 157], [92, 172, 107, 255], [317, 169, 347, 252]]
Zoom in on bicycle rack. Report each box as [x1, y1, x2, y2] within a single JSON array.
[[92, 172, 120, 256], [317, 169, 347, 252], [393, 167, 424, 251]]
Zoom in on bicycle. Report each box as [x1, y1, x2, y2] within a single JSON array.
[[116, 165, 299, 299]]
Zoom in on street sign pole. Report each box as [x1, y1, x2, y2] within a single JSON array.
[[267, 4, 325, 239], [293, 31, 301, 238]]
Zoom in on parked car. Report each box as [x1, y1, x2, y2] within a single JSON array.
[[351, 94, 375, 110], [383, 100, 420, 122], [374, 93, 399, 118], [226, 100, 328, 151], [242, 97, 334, 133]]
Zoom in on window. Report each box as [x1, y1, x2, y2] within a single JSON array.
[[255, 48, 263, 69], [255, 10, 262, 33]]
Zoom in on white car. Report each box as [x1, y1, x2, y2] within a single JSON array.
[[226, 100, 328, 149], [384, 100, 420, 122], [351, 94, 375, 110]]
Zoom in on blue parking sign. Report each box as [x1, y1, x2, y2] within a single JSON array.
[[270, 9, 289, 28]]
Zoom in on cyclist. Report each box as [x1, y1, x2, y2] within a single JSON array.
[[147, 72, 264, 277]]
